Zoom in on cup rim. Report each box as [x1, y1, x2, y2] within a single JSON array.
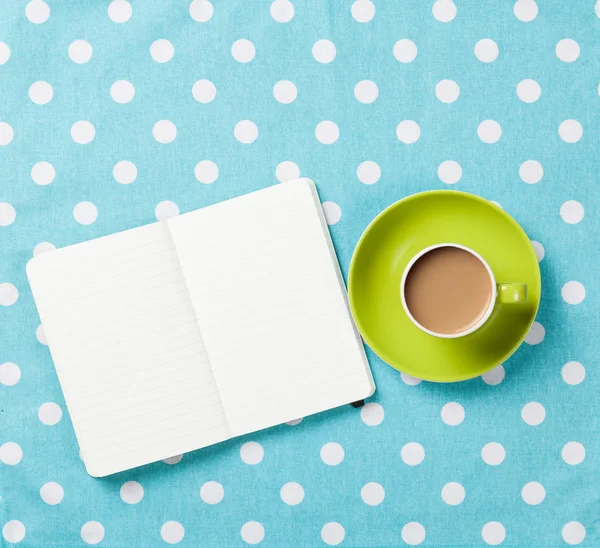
[[400, 243, 497, 339]]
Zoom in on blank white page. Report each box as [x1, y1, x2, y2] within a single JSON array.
[[169, 179, 375, 436], [27, 222, 229, 477]]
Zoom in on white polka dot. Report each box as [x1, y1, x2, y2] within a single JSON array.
[[352, 0, 375, 22], [513, 0, 538, 21], [441, 402, 465, 426], [360, 402, 384, 426], [273, 80, 297, 104], [322, 201, 341, 225], [435, 79, 460, 103], [521, 482, 545, 505], [401, 442, 425, 466], [481, 442, 505, 465], [0, 42, 10, 65], [0, 203, 16, 226], [36, 324, 47, 345], [153, 120, 177, 144], [0, 283, 19, 306], [31, 162, 55, 186], [162, 454, 183, 465], [120, 481, 144, 504], [276, 161, 300, 183], [519, 160, 543, 184], [361, 482, 384, 506], [312, 39, 336, 63], [150, 39, 174, 63], [280, 482, 304, 505], [357, 161, 381, 185], [241, 521, 264, 545], [110, 80, 135, 104], [195, 160, 219, 184], [315, 121, 339, 145], [26, 0, 50, 23], [478, 120, 502, 143], [270, 0, 294, 23], [393, 39, 417, 63], [401, 372, 422, 386], [240, 441, 264, 464], [524, 321, 545, 345], [530, 240, 544, 261], [354, 80, 378, 104], [597, 0, 600, 18], [321, 522, 345, 546], [68, 40, 93, 64], [320, 442, 344, 466], [71, 121, 95, 144], [0, 122, 14, 146], [108, 0, 132, 23], [231, 39, 255, 63], [481, 364, 505, 385], [482, 522, 505, 546], [396, 120, 420, 144], [38, 402, 62, 425], [73, 202, 98, 225], [113, 161, 137, 185], [562, 441, 585, 465], [432, 0, 457, 22], [189, 0, 214, 22], [0, 442, 23, 465], [160, 521, 184, 545], [517, 79, 541, 103], [0, 362, 21, 386], [200, 481, 224, 504], [286, 418, 303, 426], [521, 402, 545, 426], [40, 481, 64, 505], [401, 522, 426, 546], [234, 120, 259, 144], [562, 361, 585, 385], [192, 80, 216, 103], [562, 281, 585, 305], [556, 39, 580, 62], [155, 201, 179, 221], [437, 160, 462, 184], [560, 200, 584, 224], [28, 81, 53, 105], [474, 39, 499, 63], [81, 522, 105, 545], [562, 522, 586, 545], [2, 520, 25, 544], [559, 120, 583, 143], [441, 482, 465, 506]]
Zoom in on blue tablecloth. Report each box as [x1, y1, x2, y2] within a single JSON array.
[[1, 1, 598, 546]]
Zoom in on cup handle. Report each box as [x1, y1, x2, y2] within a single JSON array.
[[497, 283, 527, 304]]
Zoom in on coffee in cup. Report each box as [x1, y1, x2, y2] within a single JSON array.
[[400, 243, 527, 338]]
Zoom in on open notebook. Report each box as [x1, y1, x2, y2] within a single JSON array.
[[27, 179, 375, 477]]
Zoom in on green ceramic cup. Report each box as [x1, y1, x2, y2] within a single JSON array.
[[348, 190, 541, 382], [399, 242, 528, 339]]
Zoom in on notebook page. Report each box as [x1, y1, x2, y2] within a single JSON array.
[[26, 222, 229, 477], [168, 179, 375, 437]]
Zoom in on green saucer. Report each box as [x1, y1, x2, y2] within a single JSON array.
[[348, 190, 541, 382]]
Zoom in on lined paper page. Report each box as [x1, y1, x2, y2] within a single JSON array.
[[169, 179, 374, 436], [27, 222, 229, 477]]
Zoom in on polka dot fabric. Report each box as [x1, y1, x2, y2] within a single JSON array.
[[0, 1, 597, 546]]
